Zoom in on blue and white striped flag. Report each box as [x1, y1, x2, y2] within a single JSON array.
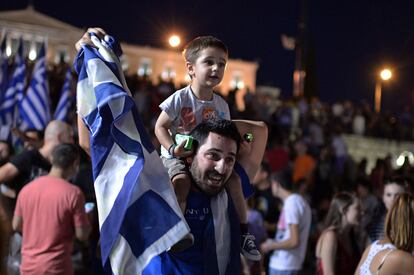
[[0, 39, 25, 127], [0, 33, 9, 103], [74, 33, 189, 274], [53, 68, 73, 121], [19, 43, 50, 130]]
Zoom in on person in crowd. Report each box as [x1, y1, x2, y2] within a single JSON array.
[[153, 34, 262, 259], [246, 196, 268, 275], [356, 179, 380, 230], [12, 143, 91, 275], [143, 118, 267, 274], [0, 120, 74, 240], [0, 139, 13, 167], [264, 135, 290, 174], [0, 120, 73, 194], [315, 192, 361, 275], [0, 206, 6, 275], [355, 193, 414, 275], [11, 128, 44, 150], [252, 162, 280, 237], [366, 177, 409, 242], [292, 139, 316, 186], [261, 170, 312, 275]]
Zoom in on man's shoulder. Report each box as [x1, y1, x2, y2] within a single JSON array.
[[286, 194, 311, 210]]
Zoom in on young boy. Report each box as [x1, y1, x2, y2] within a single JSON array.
[[154, 36, 261, 260]]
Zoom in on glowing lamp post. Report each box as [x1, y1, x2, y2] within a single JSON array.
[[375, 68, 392, 113], [168, 35, 181, 48]]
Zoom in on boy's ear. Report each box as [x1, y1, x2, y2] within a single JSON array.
[[186, 62, 194, 77]]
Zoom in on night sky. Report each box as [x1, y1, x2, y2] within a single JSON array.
[[2, 0, 414, 112]]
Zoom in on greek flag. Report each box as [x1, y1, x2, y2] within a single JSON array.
[[0, 33, 8, 103], [53, 68, 73, 121], [0, 39, 25, 127], [19, 43, 50, 130], [74, 33, 189, 274]]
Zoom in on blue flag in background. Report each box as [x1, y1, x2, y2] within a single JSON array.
[[53, 68, 73, 121], [19, 43, 50, 130], [0, 39, 25, 127], [0, 34, 9, 104], [74, 33, 189, 274]]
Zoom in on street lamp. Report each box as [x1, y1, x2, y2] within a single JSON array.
[[168, 35, 181, 48], [375, 68, 392, 113]]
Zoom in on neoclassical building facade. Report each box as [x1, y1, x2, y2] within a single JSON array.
[[0, 6, 258, 95]]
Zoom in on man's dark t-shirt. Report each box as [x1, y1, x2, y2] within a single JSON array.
[[9, 150, 51, 193]]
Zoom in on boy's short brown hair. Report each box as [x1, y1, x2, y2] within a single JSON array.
[[182, 36, 228, 63]]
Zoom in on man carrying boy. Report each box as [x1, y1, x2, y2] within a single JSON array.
[[146, 118, 267, 274], [154, 36, 260, 260]]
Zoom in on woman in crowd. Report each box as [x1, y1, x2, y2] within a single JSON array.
[[355, 193, 414, 274], [315, 192, 361, 275], [366, 177, 409, 242]]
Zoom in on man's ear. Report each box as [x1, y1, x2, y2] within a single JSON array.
[[185, 156, 193, 164]]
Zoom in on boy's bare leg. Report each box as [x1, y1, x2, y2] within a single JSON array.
[[170, 173, 194, 252], [226, 172, 247, 223], [226, 172, 261, 261], [172, 173, 191, 214]]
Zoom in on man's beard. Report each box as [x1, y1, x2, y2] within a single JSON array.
[[189, 160, 227, 197]]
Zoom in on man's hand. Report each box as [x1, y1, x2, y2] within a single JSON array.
[[260, 238, 276, 254], [75, 27, 107, 52]]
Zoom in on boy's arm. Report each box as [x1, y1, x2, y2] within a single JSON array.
[[155, 111, 192, 157], [154, 111, 174, 151], [233, 120, 268, 180]]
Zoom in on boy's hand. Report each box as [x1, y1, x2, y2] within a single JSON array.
[[75, 27, 107, 52], [173, 140, 193, 158]]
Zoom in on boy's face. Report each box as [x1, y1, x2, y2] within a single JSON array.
[[187, 47, 227, 89]]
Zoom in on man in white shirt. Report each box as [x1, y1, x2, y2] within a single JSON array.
[[261, 170, 311, 275]]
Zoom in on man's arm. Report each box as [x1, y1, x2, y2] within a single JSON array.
[[12, 215, 22, 232], [75, 225, 91, 241], [0, 162, 19, 184], [260, 223, 299, 252], [233, 120, 268, 179], [77, 115, 90, 156]]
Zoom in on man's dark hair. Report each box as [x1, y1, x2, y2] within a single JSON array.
[[51, 143, 79, 169], [182, 36, 228, 64], [190, 118, 241, 153], [270, 169, 293, 191]]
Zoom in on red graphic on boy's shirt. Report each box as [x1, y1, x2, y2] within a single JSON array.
[[178, 107, 196, 133], [202, 107, 217, 122]]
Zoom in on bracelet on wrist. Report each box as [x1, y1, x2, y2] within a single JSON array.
[[168, 144, 177, 157]]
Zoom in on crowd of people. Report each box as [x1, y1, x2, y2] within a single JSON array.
[[0, 29, 414, 275]]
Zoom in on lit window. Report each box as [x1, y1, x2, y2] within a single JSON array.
[[137, 58, 152, 77], [230, 71, 245, 90], [120, 55, 129, 71], [54, 47, 70, 64], [161, 66, 176, 80]]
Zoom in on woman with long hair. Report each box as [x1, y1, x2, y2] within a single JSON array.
[[315, 192, 361, 275], [355, 193, 414, 274]]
